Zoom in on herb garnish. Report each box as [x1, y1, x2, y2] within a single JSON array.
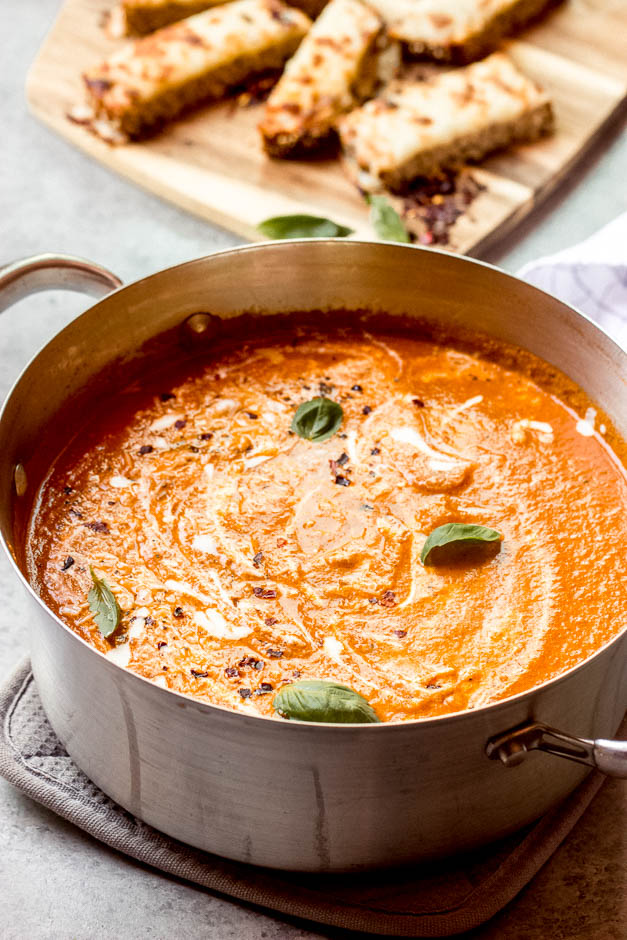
[[88, 567, 121, 638], [257, 215, 354, 240], [274, 680, 380, 723], [420, 523, 502, 566], [367, 195, 411, 243], [291, 397, 343, 442]]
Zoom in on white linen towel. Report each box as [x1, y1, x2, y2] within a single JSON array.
[[518, 213, 627, 350]]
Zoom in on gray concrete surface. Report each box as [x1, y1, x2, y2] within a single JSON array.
[[1, 1, 626, 937]]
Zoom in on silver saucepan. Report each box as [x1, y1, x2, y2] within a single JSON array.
[[0, 242, 625, 872]]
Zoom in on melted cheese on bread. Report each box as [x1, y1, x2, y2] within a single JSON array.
[[338, 52, 553, 191], [260, 0, 392, 156], [84, 0, 311, 138]]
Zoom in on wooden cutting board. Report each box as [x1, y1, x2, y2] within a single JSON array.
[[26, 0, 627, 254]]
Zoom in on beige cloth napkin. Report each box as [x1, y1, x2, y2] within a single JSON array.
[[1, 657, 619, 938]]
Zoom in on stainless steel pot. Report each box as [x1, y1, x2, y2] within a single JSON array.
[[0, 243, 625, 872]]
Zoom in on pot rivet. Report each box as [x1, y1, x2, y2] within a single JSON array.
[[14, 464, 27, 497], [185, 313, 212, 335], [496, 741, 528, 768]]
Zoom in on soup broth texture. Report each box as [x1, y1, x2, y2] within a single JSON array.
[[28, 319, 627, 722]]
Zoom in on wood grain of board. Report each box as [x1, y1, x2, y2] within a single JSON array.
[[26, 0, 627, 255]]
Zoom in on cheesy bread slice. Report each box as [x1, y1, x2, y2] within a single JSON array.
[[369, 0, 561, 64], [338, 53, 553, 192], [84, 0, 311, 139], [118, 0, 327, 35], [260, 0, 396, 157]]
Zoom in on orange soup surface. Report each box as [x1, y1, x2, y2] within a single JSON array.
[[27, 318, 627, 722]]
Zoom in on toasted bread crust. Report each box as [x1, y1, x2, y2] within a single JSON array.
[[378, 102, 554, 191]]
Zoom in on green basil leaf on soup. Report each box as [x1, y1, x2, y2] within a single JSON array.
[[291, 397, 343, 442], [88, 566, 121, 638], [274, 680, 380, 723], [420, 523, 502, 566], [257, 215, 354, 240], [367, 195, 411, 244]]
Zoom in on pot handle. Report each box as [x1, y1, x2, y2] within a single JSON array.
[[486, 720, 627, 778], [0, 253, 122, 312]]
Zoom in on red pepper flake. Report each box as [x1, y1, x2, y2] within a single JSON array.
[[174, 419, 186, 430], [160, 392, 176, 402], [84, 520, 109, 533], [380, 591, 396, 607], [199, 432, 213, 441], [69, 508, 84, 519], [335, 476, 351, 487], [191, 669, 208, 678], [412, 398, 425, 408], [401, 170, 486, 246], [276, 538, 287, 548], [173, 606, 184, 618], [255, 682, 274, 695], [368, 597, 379, 604], [225, 666, 239, 678], [266, 648, 283, 658], [157, 641, 168, 649], [189, 445, 200, 453], [63, 485, 73, 495], [238, 688, 252, 699], [336, 452, 349, 467], [145, 616, 156, 626], [351, 385, 363, 392], [61, 556, 75, 571], [253, 586, 277, 599], [253, 551, 264, 568], [245, 411, 258, 420], [370, 447, 380, 455], [426, 682, 442, 690], [393, 629, 407, 638], [265, 617, 278, 626], [362, 406, 372, 415], [138, 444, 153, 455]]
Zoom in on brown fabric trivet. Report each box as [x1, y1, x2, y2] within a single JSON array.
[[0, 658, 615, 937]]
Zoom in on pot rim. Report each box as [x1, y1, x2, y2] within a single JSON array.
[[2, 238, 626, 731]]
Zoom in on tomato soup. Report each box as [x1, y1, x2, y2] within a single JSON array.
[[27, 317, 627, 722]]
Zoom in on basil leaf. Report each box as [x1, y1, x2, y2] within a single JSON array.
[[367, 195, 410, 243], [420, 523, 502, 566], [291, 397, 343, 442], [88, 566, 121, 637], [257, 215, 353, 240], [274, 680, 380, 723]]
